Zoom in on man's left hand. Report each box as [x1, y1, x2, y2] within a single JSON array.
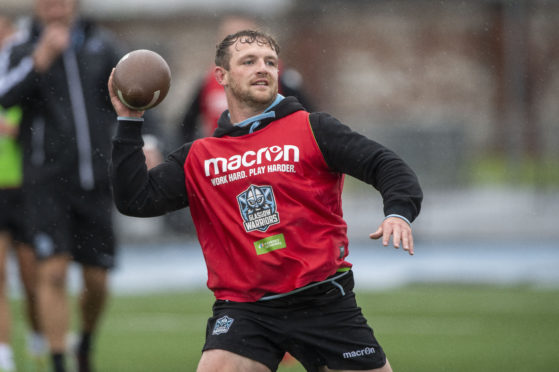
[[369, 216, 414, 255]]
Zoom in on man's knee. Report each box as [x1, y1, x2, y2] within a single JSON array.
[[38, 257, 70, 289]]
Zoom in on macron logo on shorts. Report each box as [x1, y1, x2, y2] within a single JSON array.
[[342, 346, 376, 359], [212, 315, 234, 335]]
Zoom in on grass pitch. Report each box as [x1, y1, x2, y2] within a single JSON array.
[[9, 284, 559, 371]]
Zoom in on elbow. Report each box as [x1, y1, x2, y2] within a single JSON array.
[[112, 190, 167, 218], [111, 184, 142, 217], [113, 196, 138, 217]]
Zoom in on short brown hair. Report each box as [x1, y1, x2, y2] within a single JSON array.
[[215, 29, 280, 70]]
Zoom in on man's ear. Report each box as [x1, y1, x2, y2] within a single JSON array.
[[214, 66, 227, 87]]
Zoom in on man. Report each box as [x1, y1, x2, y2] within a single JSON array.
[[0, 13, 44, 372], [178, 18, 314, 365], [109, 30, 422, 372], [0, 1, 126, 371]]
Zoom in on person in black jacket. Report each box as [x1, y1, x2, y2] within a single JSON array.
[[109, 30, 422, 372], [0, 1, 161, 371]]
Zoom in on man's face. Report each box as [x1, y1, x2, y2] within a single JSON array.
[[223, 38, 279, 109], [35, 0, 76, 26]]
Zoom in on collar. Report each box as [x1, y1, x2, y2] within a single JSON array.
[[233, 94, 285, 133]]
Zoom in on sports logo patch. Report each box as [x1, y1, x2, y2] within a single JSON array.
[[34, 232, 55, 259], [237, 184, 280, 232], [212, 315, 234, 335]]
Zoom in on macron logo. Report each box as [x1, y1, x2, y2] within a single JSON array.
[[204, 145, 299, 177], [342, 346, 376, 359]]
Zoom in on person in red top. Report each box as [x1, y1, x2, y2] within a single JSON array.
[[109, 30, 422, 372]]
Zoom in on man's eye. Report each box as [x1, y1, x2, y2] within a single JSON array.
[[266, 61, 277, 67], [244, 60, 254, 65]]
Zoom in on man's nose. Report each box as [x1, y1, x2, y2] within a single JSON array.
[[255, 60, 269, 74]]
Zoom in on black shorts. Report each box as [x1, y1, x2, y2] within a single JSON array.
[[26, 182, 115, 269], [202, 271, 387, 372], [0, 188, 30, 244]]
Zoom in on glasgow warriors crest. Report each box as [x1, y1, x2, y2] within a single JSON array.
[[237, 185, 280, 232], [212, 315, 234, 335]]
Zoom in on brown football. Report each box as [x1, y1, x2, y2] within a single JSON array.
[[112, 49, 171, 110]]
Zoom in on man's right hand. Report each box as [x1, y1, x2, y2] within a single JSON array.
[[108, 69, 145, 119]]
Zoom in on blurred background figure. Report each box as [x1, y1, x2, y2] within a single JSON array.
[[0, 0, 138, 370], [0, 12, 44, 372], [178, 13, 315, 143]]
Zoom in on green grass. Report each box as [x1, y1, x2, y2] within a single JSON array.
[[469, 155, 559, 188], [8, 284, 559, 371]]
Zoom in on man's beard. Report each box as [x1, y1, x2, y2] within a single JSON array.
[[230, 80, 277, 110]]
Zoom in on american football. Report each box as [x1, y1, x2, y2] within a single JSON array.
[[112, 49, 171, 110]]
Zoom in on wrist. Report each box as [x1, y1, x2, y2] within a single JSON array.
[[384, 214, 412, 228], [32, 48, 53, 73]]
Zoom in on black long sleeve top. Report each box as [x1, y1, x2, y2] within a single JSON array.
[[111, 96, 423, 222]]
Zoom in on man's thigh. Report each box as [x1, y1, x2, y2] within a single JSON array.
[[319, 358, 393, 372], [197, 349, 271, 372], [202, 303, 285, 371], [26, 189, 73, 259], [284, 292, 387, 371]]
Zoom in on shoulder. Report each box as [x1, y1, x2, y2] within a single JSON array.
[[1, 25, 34, 59], [309, 112, 347, 133], [170, 141, 193, 163]]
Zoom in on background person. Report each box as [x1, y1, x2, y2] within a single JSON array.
[[0, 0, 163, 370], [109, 29, 422, 372], [0, 13, 44, 372]]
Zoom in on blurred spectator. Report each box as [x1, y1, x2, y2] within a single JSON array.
[[0, 0, 164, 371], [179, 14, 315, 143], [0, 13, 44, 372]]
